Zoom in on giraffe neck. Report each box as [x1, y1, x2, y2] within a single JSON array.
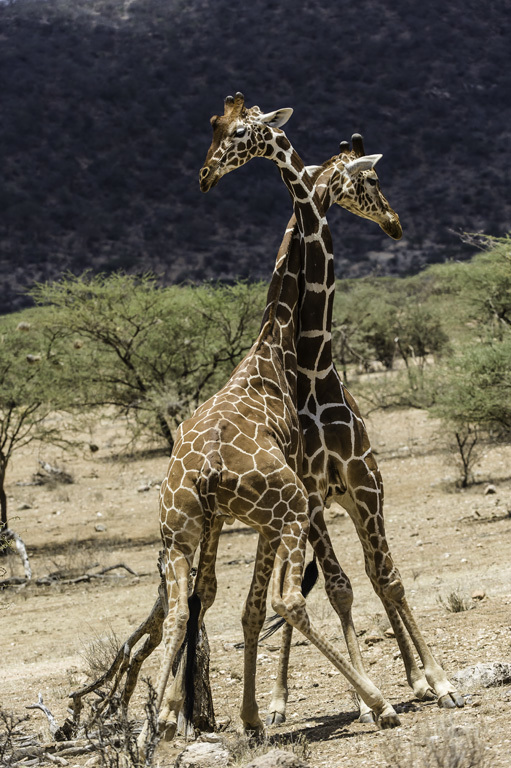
[[259, 137, 335, 390]]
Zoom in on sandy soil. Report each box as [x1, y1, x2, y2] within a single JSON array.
[[2, 407, 511, 767]]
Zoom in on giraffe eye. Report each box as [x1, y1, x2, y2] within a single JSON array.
[[235, 126, 247, 138], [366, 177, 378, 187]]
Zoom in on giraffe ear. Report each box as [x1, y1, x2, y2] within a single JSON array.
[[344, 154, 382, 176], [305, 165, 322, 175], [258, 108, 293, 128]]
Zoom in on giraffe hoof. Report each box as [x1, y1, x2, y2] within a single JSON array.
[[379, 712, 401, 729], [359, 712, 376, 724], [244, 721, 266, 742], [414, 685, 437, 701], [266, 711, 286, 726], [438, 692, 465, 709]]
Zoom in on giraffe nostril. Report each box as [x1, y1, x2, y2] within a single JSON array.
[[200, 167, 210, 179]]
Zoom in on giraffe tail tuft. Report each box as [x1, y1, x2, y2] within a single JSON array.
[[182, 592, 202, 726]]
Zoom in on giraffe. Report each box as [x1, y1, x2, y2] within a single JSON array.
[[193, 122, 463, 725], [262, 134, 466, 724], [138, 93, 401, 750]]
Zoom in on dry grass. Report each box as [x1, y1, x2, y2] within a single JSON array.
[[380, 721, 490, 768], [437, 589, 474, 614], [83, 680, 159, 768], [0, 709, 29, 768], [219, 731, 311, 766], [81, 628, 122, 681]]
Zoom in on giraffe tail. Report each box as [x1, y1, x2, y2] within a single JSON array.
[[258, 557, 319, 642], [180, 433, 223, 728], [197, 429, 223, 513]]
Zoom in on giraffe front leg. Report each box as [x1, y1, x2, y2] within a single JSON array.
[[356, 520, 464, 707], [271, 514, 400, 730], [342, 479, 461, 708], [383, 601, 436, 702]]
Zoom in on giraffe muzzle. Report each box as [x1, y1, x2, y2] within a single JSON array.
[[381, 213, 403, 240], [199, 165, 218, 193]]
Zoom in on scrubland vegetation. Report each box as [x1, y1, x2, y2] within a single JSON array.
[[1, 236, 510, 533]]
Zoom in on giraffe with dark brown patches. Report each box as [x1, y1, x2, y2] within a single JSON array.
[[199, 119, 463, 724], [261, 135, 464, 724]]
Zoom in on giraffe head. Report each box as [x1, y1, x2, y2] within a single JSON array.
[[199, 92, 293, 192], [317, 134, 402, 240]]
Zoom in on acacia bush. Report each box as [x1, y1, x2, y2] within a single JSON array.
[[422, 237, 511, 484], [0, 310, 66, 531], [31, 273, 267, 451], [332, 277, 448, 409]]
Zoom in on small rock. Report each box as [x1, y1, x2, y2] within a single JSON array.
[[451, 662, 511, 692], [200, 733, 222, 744], [175, 740, 231, 768], [484, 484, 497, 495], [471, 589, 486, 601], [384, 627, 395, 638], [94, 523, 106, 532], [137, 484, 151, 493], [17, 502, 32, 510]]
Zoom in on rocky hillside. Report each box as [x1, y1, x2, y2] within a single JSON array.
[[1, 0, 510, 310]]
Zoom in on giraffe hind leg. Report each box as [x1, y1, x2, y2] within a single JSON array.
[[240, 535, 277, 736], [137, 545, 198, 753]]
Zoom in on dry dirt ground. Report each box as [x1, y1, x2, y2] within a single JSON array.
[[2, 408, 511, 767]]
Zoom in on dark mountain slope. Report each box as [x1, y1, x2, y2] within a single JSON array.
[[0, 0, 510, 310]]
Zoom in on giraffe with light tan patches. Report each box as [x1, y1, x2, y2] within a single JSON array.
[[138, 94, 402, 751]]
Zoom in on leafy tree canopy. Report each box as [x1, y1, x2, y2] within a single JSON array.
[[30, 273, 267, 450]]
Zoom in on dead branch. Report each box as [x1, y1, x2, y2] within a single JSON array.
[[24, 554, 214, 759], [16, 460, 74, 487], [69, 592, 165, 726], [37, 460, 74, 484], [26, 694, 60, 738], [35, 563, 139, 586]]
